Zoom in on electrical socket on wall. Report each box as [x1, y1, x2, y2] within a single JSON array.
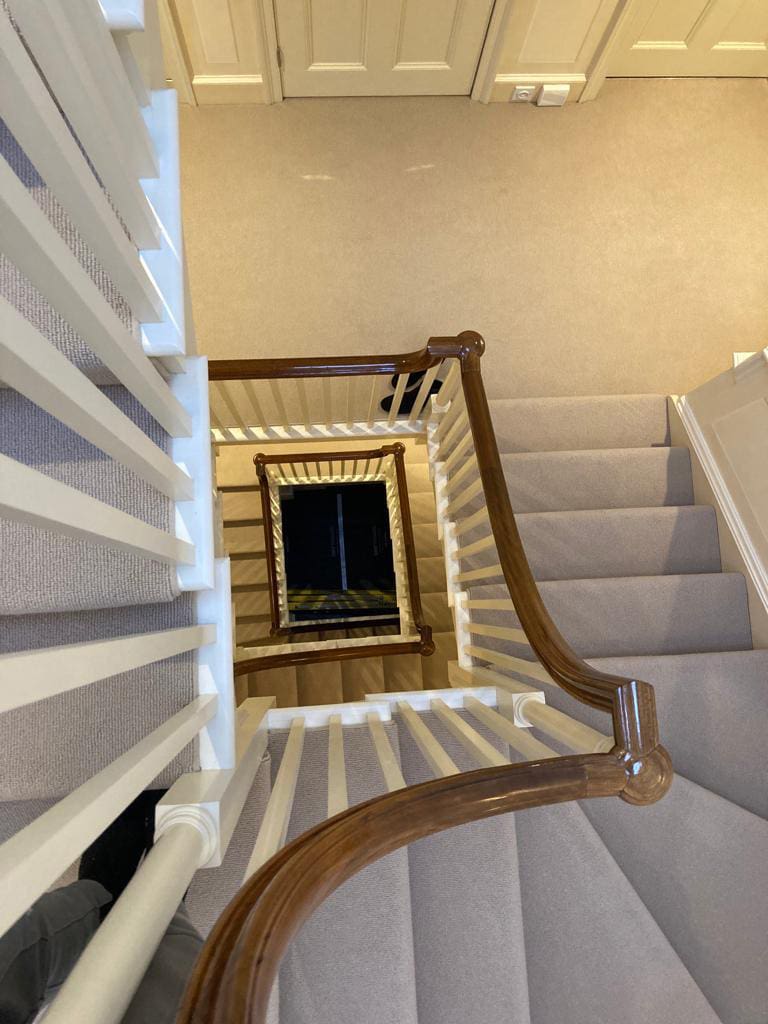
[[511, 85, 537, 102]]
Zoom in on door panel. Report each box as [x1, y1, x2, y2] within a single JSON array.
[[608, 0, 768, 76], [274, 0, 496, 96]]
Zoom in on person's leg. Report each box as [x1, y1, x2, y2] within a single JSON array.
[[0, 880, 110, 1024], [0, 789, 165, 1023], [120, 903, 203, 1024]]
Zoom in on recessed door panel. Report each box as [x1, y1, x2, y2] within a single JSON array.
[[275, 0, 496, 95], [608, 0, 768, 75]]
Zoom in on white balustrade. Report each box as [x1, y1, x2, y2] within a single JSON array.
[[397, 701, 460, 777], [367, 711, 406, 792], [430, 698, 509, 768], [327, 715, 349, 817]]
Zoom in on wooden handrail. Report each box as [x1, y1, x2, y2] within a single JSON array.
[[178, 753, 627, 1024], [252, 444, 434, 656], [234, 638, 424, 675], [187, 334, 673, 1023]]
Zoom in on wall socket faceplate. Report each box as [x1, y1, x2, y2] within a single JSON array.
[[511, 85, 537, 102]]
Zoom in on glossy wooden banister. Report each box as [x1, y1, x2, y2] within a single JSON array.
[[234, 638, 424, 675], [178, 753, 627, 1024], [252, 444, 434, 655], [188, 334, 673, 1024]]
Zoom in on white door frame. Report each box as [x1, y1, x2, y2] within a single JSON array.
[[256, 0, 511, 104]]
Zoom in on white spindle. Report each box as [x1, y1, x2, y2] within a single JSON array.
[[327, 715, 349, 817], [242, 380, 267, 429], [366, 376, 380, 427], [43, 823, 206, 1024], [367, 712, 406, 792], [519, 700, 614, 755], [0, 695, 216, 935], [430, 698, 509, 767], [408, 364, 441, 424], [455, 534, 496, 560], [468, 622, 530, 645], [387, 373, 408, 426], [466, 645, 553, 683], [214, 381, 250, 433], [0, 300, 192, 500], [0, 625, 215, 713], [466, 598, 515, 610], [6, 0, 159, 247], [454, 505, 490, 536], [443, 430, 474, 474], [435, 394, 466, 442], [0, 15, 162, 322], [435, 360, 461, 409], [296, 379, 311, 427], [446, 476, 484, 516], [322, 377, 332, 428], [0, 455, 195, 566], [456, 563, 504, 583], [397, 701, 459, 777], [269, 379, 289, 428], [463, 696, 557, 761], [0, 157, 190, 437], [444, 454, 479, 497], [244, 716, 305, 879]]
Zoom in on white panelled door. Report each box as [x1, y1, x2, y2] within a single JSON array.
[[273, 0, 496, 96], [607, 0, 768, 76]]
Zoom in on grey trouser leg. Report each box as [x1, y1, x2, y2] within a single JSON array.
[[0, 880, 110, 1024], [121, 903, 203, 1024]]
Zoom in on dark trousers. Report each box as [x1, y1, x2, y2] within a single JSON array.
[[0, 881, 202, 1023]]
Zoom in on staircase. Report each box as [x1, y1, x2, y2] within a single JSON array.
[[179, 391, 766, 1024], [221, 437, 458, 705], [2, 6, 766, 1019]]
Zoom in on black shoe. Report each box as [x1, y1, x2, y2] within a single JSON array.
[[380, 379, 442, 417], [78, 789, 166, 918], [389, 370, 426, 391]]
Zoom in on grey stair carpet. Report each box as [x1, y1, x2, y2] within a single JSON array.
[[268, 722, 418, 1024], [0, 116, 130, 384], [516, 800, 719, 1024], [583, 774, 768, 1024], [0, 388, 180, 614], [0, 597, 197, 801], [501, 446, 694, 513], [187, 753, 273, 938], [469, 573, 752, 658], [396, 710, 531, 1024], [513, 505, 721, 581], [489, 394, 671, 453], [538, 650, 768, 821]]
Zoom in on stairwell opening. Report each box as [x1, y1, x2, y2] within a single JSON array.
[[280, 480, 399, 627]]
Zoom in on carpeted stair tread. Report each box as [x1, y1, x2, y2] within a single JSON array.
[[582, 773, 768, 1024], [469, 573, 752, 658], [396, 709, 531, 1024], [539, 650, 768, 821], [513, 505, 721, 580], [187, 753, 272, 937], [0, 598, 197, 800], [269, 722, 418, 1024], [489, 394, 670, 453], [517, 799, 719, 1024], [501, 446, 693, 513], [0, 119, 132, 386], [0, 388, 179, 614]]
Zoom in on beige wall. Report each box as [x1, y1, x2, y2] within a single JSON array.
[[180, 79, 768, 401]]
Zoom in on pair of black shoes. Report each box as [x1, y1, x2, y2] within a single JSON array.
[[379, 370, 443, 416], [78, 789, 166, 920]]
